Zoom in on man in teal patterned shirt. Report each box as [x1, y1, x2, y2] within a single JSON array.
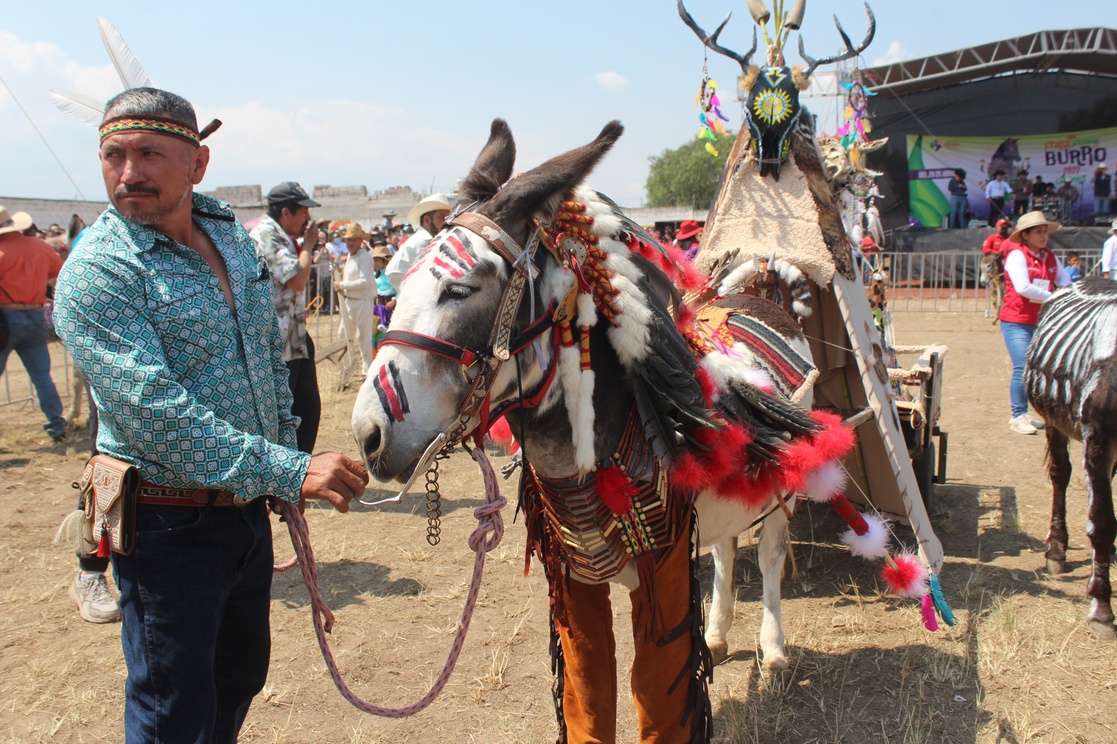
[[53, 87, 368, 743]]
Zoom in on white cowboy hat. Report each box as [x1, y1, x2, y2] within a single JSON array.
[[407, 193, 452, 228], [1008, 210, 1060, 244], [1110, 219, 1117, 234], [0, 205, 33, 236]]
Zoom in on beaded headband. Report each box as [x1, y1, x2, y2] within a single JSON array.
[[98, 114, 222, 146]]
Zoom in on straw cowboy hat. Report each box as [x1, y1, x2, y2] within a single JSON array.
[[0, 206, 33, 236], [676, 219, 702, 240], [407, 193, 453, 228], [341, 223, 371, 241], [1008, 211, 1060, 244], [371, 243, 392, 260]]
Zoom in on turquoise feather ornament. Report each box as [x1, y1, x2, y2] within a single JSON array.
[[929, 573, 956, 626]]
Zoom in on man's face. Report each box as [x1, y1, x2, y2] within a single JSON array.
[[996, 173, 1004, 181], [344, 236, 363, 254], [425, 209, 450, 233], [100, 131, 207, 227], [278, 205, 311, 238]]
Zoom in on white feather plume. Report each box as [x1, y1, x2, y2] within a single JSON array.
[[841, 513, 891, 560], [48, 89, 106, 127], [803, 460, 848, 503], [574, 369, 596, 472], [97, 17, 153, 89]]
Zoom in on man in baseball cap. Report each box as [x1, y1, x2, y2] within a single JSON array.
[[251, 181, 323, 454], [266, 181, 320, 210]]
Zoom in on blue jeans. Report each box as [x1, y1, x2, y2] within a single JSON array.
[[0, 308, 65, 437], [113, 497, 273, 743], [1000, 320, 1036, 418], [1096, 196, 1110, 215], [949, 196, 968, 228]]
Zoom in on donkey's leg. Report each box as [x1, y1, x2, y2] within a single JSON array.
[[756, 507, 789, 670], [1082, 424, 1117, 641], [631, 516, 710, 744], [705, 534, 736, 665], [1045, 427, 1072, 574], [555, 578, 618, 743]]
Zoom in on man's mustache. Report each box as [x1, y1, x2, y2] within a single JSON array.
[[114, 184, 160, 198]]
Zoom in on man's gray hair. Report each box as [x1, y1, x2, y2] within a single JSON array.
[[102, 87, 198, 131]]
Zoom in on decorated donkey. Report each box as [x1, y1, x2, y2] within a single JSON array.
[[352, 119, 860, 742], [1025, 278, 1117, 640]]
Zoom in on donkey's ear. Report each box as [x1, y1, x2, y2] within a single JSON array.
[[458, 119, 517, 204], [486, 121, 624, 223]]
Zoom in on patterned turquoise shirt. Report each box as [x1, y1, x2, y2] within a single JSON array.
[[54, 193, 310, 502]]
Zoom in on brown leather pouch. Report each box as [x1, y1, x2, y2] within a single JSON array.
[[79, 454, 140, 556]]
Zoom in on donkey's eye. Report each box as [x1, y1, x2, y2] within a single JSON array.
[[443, 283, 476, 301]]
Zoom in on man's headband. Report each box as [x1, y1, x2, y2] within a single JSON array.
[[99, 114, 222, 146]]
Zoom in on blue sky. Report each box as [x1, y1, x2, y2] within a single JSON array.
[[2, 1, 1111, 208]]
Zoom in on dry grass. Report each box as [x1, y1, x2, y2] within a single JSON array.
[[6, 313, 1117, 742]]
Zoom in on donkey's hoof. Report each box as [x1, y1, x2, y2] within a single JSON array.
[[1045, 558, 1066, 574], [763, 653, 790, 672], [1089, 620, 1117, 642], [707, 640, 729, 666]]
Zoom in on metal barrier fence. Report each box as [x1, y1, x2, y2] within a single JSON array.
[[4, 252, 1107, 404], [863, 249, 1103, 313]]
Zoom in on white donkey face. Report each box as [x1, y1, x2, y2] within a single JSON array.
[[351, 227, 509, 482]]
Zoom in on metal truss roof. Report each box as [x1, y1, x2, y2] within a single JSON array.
[[865, 28, 1117, 95]]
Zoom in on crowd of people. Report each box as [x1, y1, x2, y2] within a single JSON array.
[[947, 165, 1114, 229]]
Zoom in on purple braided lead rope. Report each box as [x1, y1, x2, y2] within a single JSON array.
[[279, 446, 506, 717]]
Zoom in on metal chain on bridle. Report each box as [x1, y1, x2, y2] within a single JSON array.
[[275, 210, 538, 716]]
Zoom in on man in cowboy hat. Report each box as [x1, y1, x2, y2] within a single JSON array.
[[336, 223, 377, 376], [385, 192, 453, 291], [0, 205, 67, 443], [251, 181, 323, 453], [1102, 219, 1117, 280], [1094, 164, 1112, 218], [53, 87, 367, 742]]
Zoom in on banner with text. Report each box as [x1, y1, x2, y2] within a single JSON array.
[[906, 127, 1116, 228]]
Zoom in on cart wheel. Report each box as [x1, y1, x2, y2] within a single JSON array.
[[912, 440, 935, 513]]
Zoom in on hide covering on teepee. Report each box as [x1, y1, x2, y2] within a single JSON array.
[[694, 120, 945, 575]]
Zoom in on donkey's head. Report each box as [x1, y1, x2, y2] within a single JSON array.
[[352, 119, 624, 482], [678, 0, 875, 180]]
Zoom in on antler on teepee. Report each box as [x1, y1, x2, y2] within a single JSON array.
[[676, 0, 758, 72], [797, 3, 876, 79]]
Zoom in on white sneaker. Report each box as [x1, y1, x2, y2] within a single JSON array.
[[1030, 417, 1046, 430], [1009, 415, 1038, 435], [69, 572, 121, 623]]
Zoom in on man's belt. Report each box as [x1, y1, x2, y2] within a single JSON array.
[[0, 303, 44, 310], [137, 482, 244, 507]]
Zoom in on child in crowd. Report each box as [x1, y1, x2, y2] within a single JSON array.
[[1065, 251, 1082, 282]]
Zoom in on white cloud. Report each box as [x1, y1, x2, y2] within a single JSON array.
[[594, 71, 629, 91], [871, 41, 908, 67]]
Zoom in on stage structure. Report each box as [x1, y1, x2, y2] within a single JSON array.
[[863, 28, 1117, 234]]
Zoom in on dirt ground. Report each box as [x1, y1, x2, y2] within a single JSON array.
[[2, 310, 1114, 744]]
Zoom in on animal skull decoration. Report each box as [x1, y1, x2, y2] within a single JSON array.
[[677, 0, 876, 180]]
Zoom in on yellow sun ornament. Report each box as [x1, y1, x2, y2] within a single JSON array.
[[753, 88, 792, 126]]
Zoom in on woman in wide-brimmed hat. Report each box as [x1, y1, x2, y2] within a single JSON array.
[[998, 211, 1072, 434]]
